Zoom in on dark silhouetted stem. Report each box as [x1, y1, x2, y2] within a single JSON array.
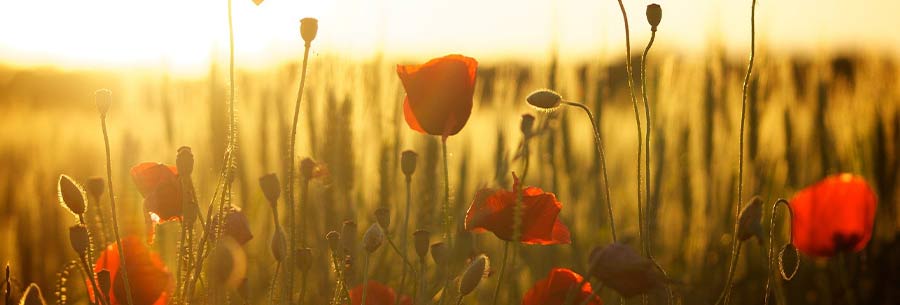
[[616, 0, 645, 257], [490, 242, 510, 305], [100, 114, 134, 305]]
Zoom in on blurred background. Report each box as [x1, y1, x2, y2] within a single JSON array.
[[0, 0, 898, 304]]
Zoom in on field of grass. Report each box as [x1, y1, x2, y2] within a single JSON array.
[[0, 40, 898, 304]]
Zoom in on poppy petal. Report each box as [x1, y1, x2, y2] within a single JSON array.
[[397, 54, 477, 137], [402, 96, 426, 134]]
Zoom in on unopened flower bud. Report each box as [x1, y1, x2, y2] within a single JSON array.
[[271, 228, 286, 262], [588, 243, 662, 297], [326, 231, 341, 253], [375, 207, 390, 229], [68, 224, 90, 257], [401, 150, 418, 177], [413, 229, 430, 259], [95, 89, 112, 116], [86, 177, 105, 200], [176, 146, 194, 177], [363, 224, 384, 253], [430, 242, 448, 265], [299, 158, 316, 180], [737, 196, 763, 242], [258, 173, 281, 204], [520, 114, 535, 138], [459, 254, 489, 296], [300, 18, 318, 46], [58, 175, 86, 216], [526, 89, 562, 110], [646, 4, 662, 32], [297, 248, 313, 272]]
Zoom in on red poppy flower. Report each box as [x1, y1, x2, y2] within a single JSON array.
[[346, 281, 412, 305], [92, 236, 172, 305], [523, 268, 602, 305], [465, 174, 571, 245], [397, 54, 477, 138], [130, 162, 182, 223], [789, 174, 878, 257]]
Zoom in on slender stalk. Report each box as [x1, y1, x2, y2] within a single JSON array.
[[719, 1, 756, 304], [4, 264, 10, 305], [386, 235, 419, 274], [615, 0, 645, 256], [562, 101, 617, 242], [77, 254, 107, 305], [490, 242, 510, 305], [361, 254, 371, 305], [440, 138, 452, 247], [396, 175, 413, 305], [640, 30, 656, 257], [99, 114, 134, 305]]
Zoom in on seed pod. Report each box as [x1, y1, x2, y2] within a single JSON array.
[[413, 230, 430, 259], [58, 174, 87, 216], [526, 89, 562, 110], [300, 18, 318, 45], [520, 114, 535, 138], [341, 220, 357, 253], [430, 242, 448, 265], [86, 177, 105, 200], [326, 230, 341, 253], [176, 146, 194, 177], [401, 150, 418, 177], [737, 196, 763, 242], [95, 89, 112, 116], [459, 254, 489, 296], [68, 224, 90, 257], [272, 228, 287, 262], [374, 207, 390, 229], [258, 173, 281, 204], [646, 4, 662, 32], [363, 224, 384, 254], [297, 248, 313, 272], [96, 269, 111, 295]]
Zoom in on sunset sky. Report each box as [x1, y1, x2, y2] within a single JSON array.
[[1, 0, 898, 73]]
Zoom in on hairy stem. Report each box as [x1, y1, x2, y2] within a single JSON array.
[[100, 114, 134, 305], [616, 0, 645, 257]]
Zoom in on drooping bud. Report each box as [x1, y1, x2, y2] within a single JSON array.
[[413, 229, 430, 259], [95, 89, 112, 116], [526, 89, 562, 110], [374, 207, 390, 229], [401, 150, 418, 177], [58, 174, 86, 216], [737, 196, 763, 242], [68, 224, 90, 257], [272, 228, 287, 262], [646, 4, 662, 32], [300, 18, 318, 46], [363, 224, 384, 254], [176, 146, 194, 177], [458, 254, 489, 297], [341, 220, 357, 253], [520, 114, 535, 138], [297, 248, 313, 272], [326, 230, 341, 253], [97, 269, 111, 294], [86, 177, 105, 200], [430, 242, 448, 265], [258, 173, 281, 204]]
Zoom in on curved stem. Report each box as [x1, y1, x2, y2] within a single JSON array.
[[764, 198, 792, 305], [640, 31, 656, 256], [719, 1, 756, 304], [562, 101, 616, 242], [100, 115, 134, 305]]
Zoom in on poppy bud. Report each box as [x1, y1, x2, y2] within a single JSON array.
[[458, 254, 489, 297], [588, 243, 662, 297], [520, 114, 535, 138], [646, 4, 662, 32], [272, 228, 287, 262], [430, 242, 448, 265], [778, 243, 800, 280], [363, 223, 384, 254], [326, 230, 341, 253], [95, 89, 112, 116], [300, 18, 318, 46], [176, 146, 194, 177], [299, 158, 316, 180], [68, 224, 90, 258], [97, 269, 111, 295], [297, 248, 313, 272], [375, 207, 390, 229], [526, 89, 562, 110], [86, 177, 105, 200], [58, 174, 86, 216], [341, 220, 357, 253], [222, 207, 253, 245], [258, 173, 281, 204], [401, 150, 418, 177], [413, 229, 430, 259], [737, 196, 763, 242]]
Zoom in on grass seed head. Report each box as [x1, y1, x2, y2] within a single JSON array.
[[375, 207, 390, 229], [58, 174, 86, 216], [94, 89, 112, 116], [85, 177, 104, 200], [413, 229, 430, 259], [526, 89, 562, 111], [363, 223, 384, 254], [300, 18, 318, 45], [176, 146, 194, 177], [401, 150, 418, 177], [458, 254, 489, 296], [68, 225, 90, 258], [646, 4, 662, 31]]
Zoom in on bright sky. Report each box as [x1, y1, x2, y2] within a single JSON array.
[[1, 0, 898, 73]]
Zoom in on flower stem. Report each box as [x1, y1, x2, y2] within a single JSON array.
[[361, 254, 370, 305], [719, 1, 756, 304], [441, 138, 452, 248], [396, 175, 412, 305], [99, 114, 134, 305], [562, 101, 617, 242], [490, 242, 510, 305]]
